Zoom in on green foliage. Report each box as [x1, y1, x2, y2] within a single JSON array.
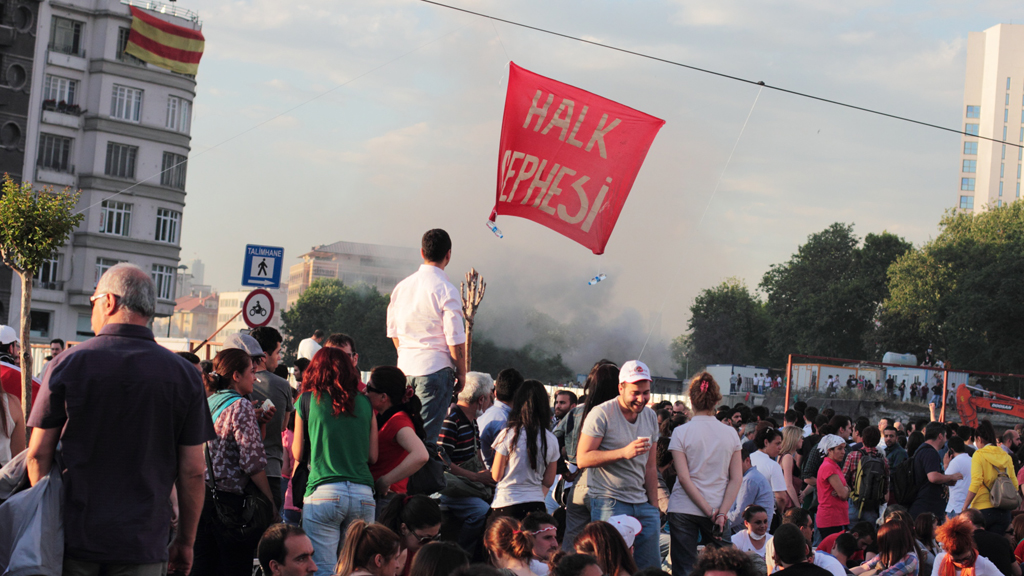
[[686, 278, 770, 369], [0, 174, 83, 274], [280, 279, 395, 368], [759, 223, 911, 362], [669, 333, 700, 380], [471, 337, 573, 382], [877, 203, 1024, 373]]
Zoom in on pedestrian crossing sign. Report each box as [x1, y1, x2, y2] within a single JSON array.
[[242, 244, 284, 289]]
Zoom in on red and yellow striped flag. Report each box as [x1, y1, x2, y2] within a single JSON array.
[[124, 6, 204, 75]]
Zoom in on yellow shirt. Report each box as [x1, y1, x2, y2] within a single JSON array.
[[968, 444, 1017, 510]]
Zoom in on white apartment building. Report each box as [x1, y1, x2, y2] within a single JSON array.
[[958, 23, 1024, 212], [9, 0, 199, 342], [286, 241, 421, 310]]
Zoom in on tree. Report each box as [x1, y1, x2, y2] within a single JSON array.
[[669, 333, 695, 380], [759, 223, 911, 363], [878, 203, 1024, 373], [684, 278, 770, 369], [280, 279, 395, 369], [0, 174, 82, 418], [471, 337, 573, 382]]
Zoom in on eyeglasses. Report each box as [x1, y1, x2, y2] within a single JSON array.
[[89, 293, 121, 310], [411, 530, 440, 544]]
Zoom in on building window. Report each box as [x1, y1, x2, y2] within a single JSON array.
[[104, 142, 137, 179], [99, 201, 132, 236], [50, 17, 83, 56], [37, 134, 73, 172], [1018, 182, 1021, 197], [964, 142, 978, 155], [43, 75, 77, 105], [160, 152, 187, 190], [152, 264, 174, 300], [95, 257, 120, 286], [966, 105, 980, 118], [961, 178, 975, 191], [1006, 93, 1010, 105], [962, 160, 976, 173], [29, 310, 52, 339], [999, 182, 1003, 196], [76, 314, 94, 339], [1003, 144, 1007, 160], [165, 97, 191, 133], [1001, 163, 1005, 178], [1002, 126, 1007, 141], [110, 85, 143, 122], [966, 124, 979, 136], [154, 208, 180, 244], [998, 199, 1003, 207], [116, 27, 147, 65], [959, 195, 974, 209], [1019, 164, 1021, 179], [34, 253, 62, 290]]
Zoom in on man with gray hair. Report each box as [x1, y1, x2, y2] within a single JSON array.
[[27, 263, 214, 575], [438, 370, 495, 558]]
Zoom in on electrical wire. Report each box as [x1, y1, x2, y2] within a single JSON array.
[[421, 0, 1021, 149]]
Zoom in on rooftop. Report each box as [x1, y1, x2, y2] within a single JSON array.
[[303, 240, 420, 261]]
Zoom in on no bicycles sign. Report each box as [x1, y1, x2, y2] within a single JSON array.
[[242, 288, 275, 329]]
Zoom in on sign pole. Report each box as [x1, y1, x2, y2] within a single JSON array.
[[784, 354, 793, 412], [190, 309, 242, 354]]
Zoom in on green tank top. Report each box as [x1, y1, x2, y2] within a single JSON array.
[[303, 392, 374, 495]]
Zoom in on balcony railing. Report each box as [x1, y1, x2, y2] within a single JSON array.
[[41, 100, 85, 116], [48, 43, 85, 58], [32, 279, 64, 291], [120, 0, 201, 25], [37, 161, 75, 175]]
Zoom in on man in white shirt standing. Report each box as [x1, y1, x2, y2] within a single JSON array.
[[749, 426, 788, 521], [944, 436, 972, 518], [296, 330, 323, 360], [386, 229, 467, 445]]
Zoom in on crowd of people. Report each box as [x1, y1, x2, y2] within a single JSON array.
[[3, 229, 1024, 576]]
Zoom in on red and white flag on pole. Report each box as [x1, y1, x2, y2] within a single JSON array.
[[490, 63, 665, 255]]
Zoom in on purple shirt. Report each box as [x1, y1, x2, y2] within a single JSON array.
[[28, 323, 215, 564]]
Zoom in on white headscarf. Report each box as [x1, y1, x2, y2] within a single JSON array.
[[817, 434, 846, 455]]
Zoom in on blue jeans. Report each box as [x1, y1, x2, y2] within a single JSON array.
[[409, 367, 455, 446], [562, 493, 590, 552], [848, 500, 880, 526], [440, 494, 490, 558], [591, 497, 661, 570], [302, 482, 375, 576], [668, 513, 724, 576]]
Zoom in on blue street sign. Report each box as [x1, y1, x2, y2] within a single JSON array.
[[242, 244, 284, 289]]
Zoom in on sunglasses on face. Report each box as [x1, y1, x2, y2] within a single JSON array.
[[411, 530, 440, 544], [89, 293, 121, 310]]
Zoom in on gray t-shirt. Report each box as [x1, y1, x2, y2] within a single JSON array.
[[252, 370, 294, 477], [580, 398, 658, 504]]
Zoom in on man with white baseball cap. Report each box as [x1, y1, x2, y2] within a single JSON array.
[[577, 359, 661, 570], [0, 325, 40, 403]]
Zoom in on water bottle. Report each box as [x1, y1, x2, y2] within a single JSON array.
[[588, 273, 606, 286], [485, 220, 504, 239]]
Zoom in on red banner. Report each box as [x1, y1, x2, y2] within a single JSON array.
[[491, 63, 665, 255]]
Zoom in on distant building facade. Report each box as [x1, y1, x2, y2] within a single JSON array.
[[286, 241, 420, 309], [0, 0, 41, 321], [958, 24, 1024, 212], [153, 292, 217, 340], [7, 0, 200, 343]]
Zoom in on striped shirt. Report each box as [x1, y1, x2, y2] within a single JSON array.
[[438, 405, 479, 465]]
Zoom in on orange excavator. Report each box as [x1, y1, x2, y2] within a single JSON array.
[[955, 383, 1024, 428]]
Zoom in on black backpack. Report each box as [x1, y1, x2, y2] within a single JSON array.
[[890, 454, 919, 507], [850, 451, 887, 514]]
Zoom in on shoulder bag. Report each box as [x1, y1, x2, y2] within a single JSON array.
[[406, 443, 448, 496], [204, 443, 274, 544], [987, 461, 1021, 510]]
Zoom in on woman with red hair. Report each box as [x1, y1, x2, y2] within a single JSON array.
[[932, 514, 1001, 575], [292, 347, 378, 576]]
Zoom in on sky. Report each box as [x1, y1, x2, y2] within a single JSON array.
[[176, 0, 1024, 376]]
